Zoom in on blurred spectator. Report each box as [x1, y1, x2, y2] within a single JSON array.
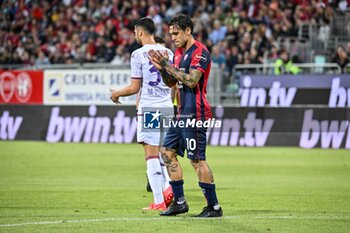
[[35, 51, 50, 66], [154, 36, 165, 46], [95, 36, 107, 62], [208, 19, 227, 45], [318, 19, 330, 49], [345, 42, 350, 57], [332, 46, 350, 73], [294, 4, 312, 29], [105, 41, 116, 62], [111, 45, 127, 65], [211, 45, 226, 70], [147, 5, 162, 36], [84, 37, 96, 62], [274, 49, 301, 75], [338, 0, 349, 12], [0, 0, 344, 73], [225, 45, 241, 80], [164, 0, 182, 22]]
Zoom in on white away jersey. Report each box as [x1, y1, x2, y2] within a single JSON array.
[[130, 44, 174, 108]]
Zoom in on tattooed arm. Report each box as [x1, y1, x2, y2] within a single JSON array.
[[149, 49, 202, 88], [161, 63, 201, 89], [148, 49, 177, 87], [159, 68, 178, 87]]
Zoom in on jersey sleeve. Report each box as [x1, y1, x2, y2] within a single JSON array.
[[167, 49, 174, 65], [190, 48, 211, 73], [130, 51, 142, 79]]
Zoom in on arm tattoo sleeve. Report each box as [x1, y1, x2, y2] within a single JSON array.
[[159, 68, 176, 87], [162, 63, 202, 88]]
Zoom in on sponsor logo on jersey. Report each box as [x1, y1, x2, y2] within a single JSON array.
[[195, 54, 207, 62]]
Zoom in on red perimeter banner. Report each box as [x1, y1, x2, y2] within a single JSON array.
[[0, 71, 43, 104]]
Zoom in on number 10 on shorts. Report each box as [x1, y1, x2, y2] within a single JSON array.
[[186, 138, 197, 150]]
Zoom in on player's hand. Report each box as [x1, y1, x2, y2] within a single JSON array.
[[110, 89, 121, 105], [148, 49, 169, 70], [148, 49, 162, 70], [161, 50, 169, 61]]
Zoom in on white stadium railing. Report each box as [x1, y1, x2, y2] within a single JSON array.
[[232, 63, 343, 75]]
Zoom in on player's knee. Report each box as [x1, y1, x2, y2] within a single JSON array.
[[160, 147, 169, 160], [160, 147, 175, 161], [190, 159, 200, 169], [160, 147, 167, 155]]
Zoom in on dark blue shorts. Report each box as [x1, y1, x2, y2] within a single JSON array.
[[162, 120, 208, 161]]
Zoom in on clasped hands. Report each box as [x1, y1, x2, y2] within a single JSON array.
[[148, 49, 170, 71]]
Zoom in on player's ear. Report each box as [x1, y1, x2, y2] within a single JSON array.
[[186, 27, 191, 36], [136, 28, 142, 37]]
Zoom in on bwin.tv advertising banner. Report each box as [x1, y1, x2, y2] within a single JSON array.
[[0, 105, 349, 149], [239, 74, 350, 107]]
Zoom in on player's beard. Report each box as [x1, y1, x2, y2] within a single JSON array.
[[135, 37, 142, 45]]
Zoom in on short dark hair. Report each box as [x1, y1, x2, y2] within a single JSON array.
[[169, 14, 194, 34], [154, 36, 165, 44], [135, 17, 155, 35]]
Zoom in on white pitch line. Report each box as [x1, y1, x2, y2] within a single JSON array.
[[253, 216, 350, 220], [0, 215, 349, 228]]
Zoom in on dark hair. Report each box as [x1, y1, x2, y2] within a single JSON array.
[[135, 17, 155, 35], [169, 14, 194, 34], [278, 49, 288, 56], [154, 36, 165, 44]]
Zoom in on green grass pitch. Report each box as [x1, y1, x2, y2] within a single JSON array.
[[0, 141, 349, 233]]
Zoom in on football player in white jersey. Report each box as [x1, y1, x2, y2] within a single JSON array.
[[110, 17, 174, 210], [138, 36, 175, 194]]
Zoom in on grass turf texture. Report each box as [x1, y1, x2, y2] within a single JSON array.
[[0, 141, 349, 233]]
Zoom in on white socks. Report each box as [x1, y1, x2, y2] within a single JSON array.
[[146, 157, 164, 204], [159, 153, 171, 190]]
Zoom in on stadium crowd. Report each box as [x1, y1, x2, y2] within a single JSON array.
[[0, 0, 349, 75]]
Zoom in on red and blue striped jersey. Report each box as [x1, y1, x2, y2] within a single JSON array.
[[174, 40, 212, 121]]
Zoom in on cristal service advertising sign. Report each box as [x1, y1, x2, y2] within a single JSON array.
[[44, 70, 136, 105]]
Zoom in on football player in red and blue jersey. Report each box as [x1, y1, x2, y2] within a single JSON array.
[[149, 14, 222, 218]]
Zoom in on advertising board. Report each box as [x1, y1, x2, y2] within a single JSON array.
[[1, 105, 349, 149], [0, 71, 43, 104], [43, 70, 136, 105]]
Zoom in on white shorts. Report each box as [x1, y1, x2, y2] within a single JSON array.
[[137, 115, 162, 146]]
